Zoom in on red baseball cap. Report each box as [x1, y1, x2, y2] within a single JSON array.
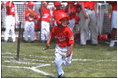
[[54, 1, 61, 7], [27, 1, 34, 6], [67, 1, 75, 4]]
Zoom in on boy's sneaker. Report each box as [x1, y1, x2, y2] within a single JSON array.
[[23, 40, 28, 43], [58, 74, 64, 78], [30, 41, 34, 43], [109, 40, 115, 47]]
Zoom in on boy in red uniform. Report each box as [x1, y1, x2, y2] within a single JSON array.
[[53, 1, 64, 16], [4, 1, 18, 42], [40, 1, 51, 43], [53, 1, 64, 26], [46, 12, 74, 78], [24, 1, 40, 43], [65, 1, 76, 31]]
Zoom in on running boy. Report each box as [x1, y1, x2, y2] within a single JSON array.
[[46, 11, 74, 78]]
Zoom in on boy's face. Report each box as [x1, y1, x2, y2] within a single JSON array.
[[29, 6, 33, 9], [60, 18, 69, 27], [55, 5, 61, 9], [43, 3, 48, 8], [68, 3, 74, 7]]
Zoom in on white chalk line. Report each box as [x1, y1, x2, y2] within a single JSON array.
[[3, 59, 116, 66], [2, 52, 116, 62], [23, 58, 46, 62], [4, 60, 42, 65], [2, 56, 49, 63], [2, 65, 30, 69], [31, 64, 56, 77], [72, 59, 116, 62], [2, 56, 14, 58], [2, 57, 53, 63], [2, 64, 57, 78], [3, 57, 116, 63], [2, 52, 54, 59]]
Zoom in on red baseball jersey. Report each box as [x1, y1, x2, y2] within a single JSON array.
[[79, 1, 96, 10], [112, 2, 117, 10], [35, 21, 40, 29], [41, 6, 51, 22], [50, 26, 74, 48], [65, 5, 76, 19], [6, 1, 15, 15], [75, 15, 80, 23], [24, 9, 40, 22]]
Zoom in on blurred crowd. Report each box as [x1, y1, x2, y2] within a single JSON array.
[[1, 1, 117, 47]]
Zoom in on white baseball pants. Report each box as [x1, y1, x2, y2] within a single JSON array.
[[79, 9, 98, 45], [97, 4, 105, 35], [24, 21, 35, 41], [112, 10, 117, 29], [41, 21, 50, 41], [4, 15, 16, 42], [54, 44, 72, 76]]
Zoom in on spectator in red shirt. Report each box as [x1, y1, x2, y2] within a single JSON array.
[[46, 12, 74, 78]]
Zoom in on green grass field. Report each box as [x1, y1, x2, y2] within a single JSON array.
[[1, 40, 117, 78]]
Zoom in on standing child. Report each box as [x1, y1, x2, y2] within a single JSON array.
[[46, 12, 74, 78], [65, 1, 76, 31], [4, 1, 18, 43], [40, 1, 51, 43], [53, 1, 64, 26], [24, 1, 40, 43]]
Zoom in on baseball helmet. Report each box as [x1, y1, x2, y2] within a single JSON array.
[[27, 1, 34, 6], [54, 1, 61, 7], [55, 12, 69, 24]]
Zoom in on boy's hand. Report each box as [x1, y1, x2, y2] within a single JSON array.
[[46, 35, 51, 49], [66, 44, 74, 57], [66, 50, 72, 57], [46, 43, 50, 49]]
